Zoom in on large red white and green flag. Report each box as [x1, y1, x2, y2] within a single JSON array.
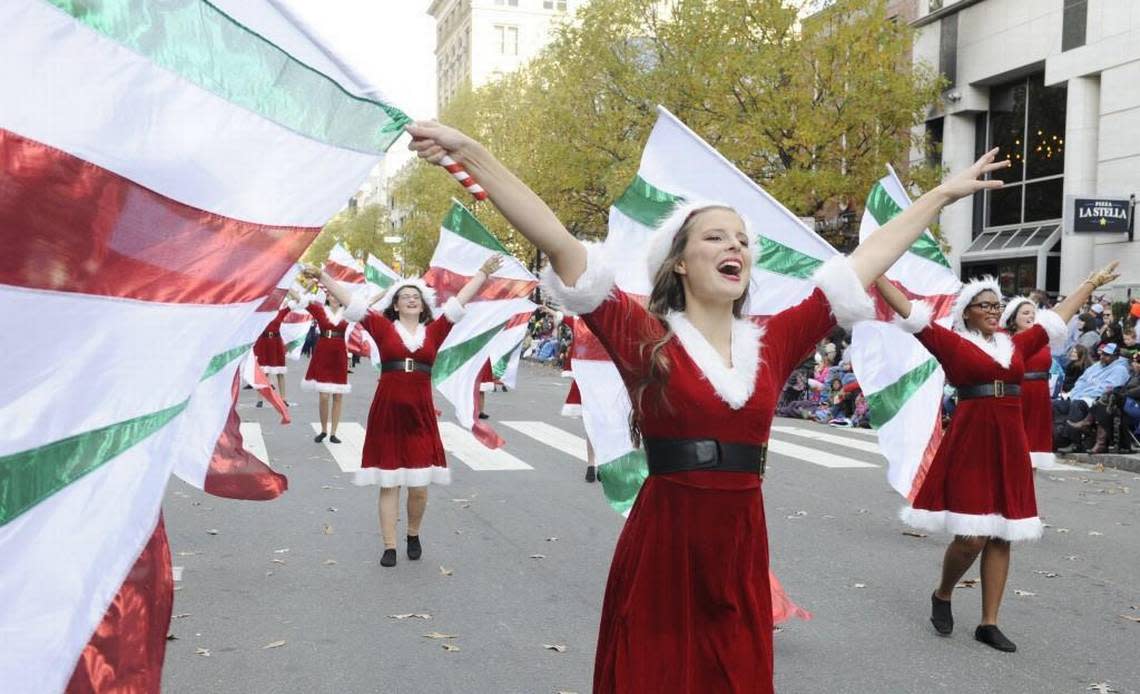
[[425, 202, 538, 447], [324, 243, 370, 296], [581, 106, 842, 515], [0, 1, 411, 690], [366, 253, 402, 293], [848, 167, 961, 499]]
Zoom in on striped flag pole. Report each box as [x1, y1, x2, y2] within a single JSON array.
[[439, 154, 488, 201]]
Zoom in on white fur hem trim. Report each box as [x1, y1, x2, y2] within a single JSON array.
[[899, 506, 1043, 542], [260, 365, 288, 375], [540, 242, 616, 316], [892, 300, 934, 334], [344, 292, 371, 323], [1035, 309, 1068, 351], [442, 297, 466, 323], [352, 465, 451, 487], [394, 321, 426, 352], [1030, 451, 1059, 469], [957, 329, 1014, 368], [664, 311, 763, 409], [560, 403, 582, 418], [560, 370, 574, 378], [300, 379, 351, 394], [811, 255, 875, 329], [479, 382, 496, 392]]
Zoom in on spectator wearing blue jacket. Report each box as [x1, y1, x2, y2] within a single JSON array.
[[1053, 341, 1132, 431]]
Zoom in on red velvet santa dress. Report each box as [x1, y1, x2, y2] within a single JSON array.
[[344, 282, 466, 487], [301, 302, 351, 394], [253, 306, 291, 375], [559, 314, 583, 417], [543, 245, 873, 694], [890, 281, 1067, 540], [1001, 297, 1059, 469]]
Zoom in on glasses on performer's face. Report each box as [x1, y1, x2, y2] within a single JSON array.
[[967, 301, 1004, 314]]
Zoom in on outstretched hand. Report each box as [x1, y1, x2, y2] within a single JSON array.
[[479, 254, 504, 276], [407, 121, 473, 165], [1086, 261, 1120, 289], [300, 264, 322, 280], [936, 147, 1010, 203]]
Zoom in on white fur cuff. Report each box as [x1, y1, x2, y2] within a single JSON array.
[[892, 300, 934, 334], [442, 297, 466, 323], [811, 255, 876, 329], [344, 292, 371, 323], [1035, 309, 1068, 350], [540, 242, 616, 316]]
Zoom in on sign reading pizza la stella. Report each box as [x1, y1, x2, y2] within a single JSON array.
[[1073, 197, 1131, 233]]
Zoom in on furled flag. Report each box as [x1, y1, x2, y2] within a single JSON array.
[[424, 201, 538, 447], [0, 0, 413, 690], [324, 242, 371, 297], [366, 253, 403, 294], [848, 167, 961, 499]]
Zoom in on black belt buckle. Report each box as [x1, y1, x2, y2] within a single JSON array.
[[692, 440, 720, 469], [993, 380, 1004, 398], [404, 358, 415, 373]]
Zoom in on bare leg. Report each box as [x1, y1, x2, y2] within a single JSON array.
[[378, 487, 399, 549], [276, 373, 287, 401], [406, 487, 428, 536], [330, 394, 343, 436], [935, 535, 987, 600], [318, 392, 329, 433], [478, 391, 486, 415], [979, 539, 1011, 625], [586, 436, 595, 466]]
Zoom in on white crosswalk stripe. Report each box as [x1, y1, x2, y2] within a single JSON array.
[[770, 425, 883, 456], [500, 420, 588, 461], [239, 422, 269, 464], [310, 422, 367, 473], [438, 423, 534, 471], [767, 439, 880, 469]]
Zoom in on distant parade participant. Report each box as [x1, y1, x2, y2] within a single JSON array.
[[1001, 296, 1059, 468], [253, 290, 300, 408], [408, 119, 1005, 692], [540, 306, 597, 482], [875, 261, 1117, 653], [302, 293, 351, 443], [310, 257, 500, 567]]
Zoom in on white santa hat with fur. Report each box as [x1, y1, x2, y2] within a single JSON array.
[[375, 278, 438, 316], [951, 276, 1003, 333], [644, 199, 754, 281]]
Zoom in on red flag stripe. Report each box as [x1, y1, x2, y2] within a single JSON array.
[[0, 129, 316, 303], [204, 371, 289, 499], [323, 260, 366, 285], [422, 267, 537, 303]]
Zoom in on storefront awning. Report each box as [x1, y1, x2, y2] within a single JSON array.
[[960, 222, 1060, 262]]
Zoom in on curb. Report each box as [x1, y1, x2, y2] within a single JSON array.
[[1059, 452, 1140, 474]]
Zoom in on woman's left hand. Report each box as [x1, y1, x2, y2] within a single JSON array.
[[479, 255, 504, 276], [935, 147, 1010, 203], [1087, 261, 1120, 289]]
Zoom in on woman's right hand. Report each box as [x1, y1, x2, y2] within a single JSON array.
[[407, 121, 476, 166], [300, 264, 321, 280], [934, 147, 1010, 204]]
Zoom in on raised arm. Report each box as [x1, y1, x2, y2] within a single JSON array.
[[407, 122, 588, 287], [302, 265, 353, 308], [874, 276, 913, 318], [848, 148, 1009, 286], [1052, 262, 1120, 323], [453, 255, 503, 307]]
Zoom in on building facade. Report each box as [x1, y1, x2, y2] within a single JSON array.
[[428, 0, 585, 112], [913, 0, 1139, 298]]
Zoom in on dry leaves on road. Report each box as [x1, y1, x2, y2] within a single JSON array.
[[1087, 683, 1118, 693], [322, 523, 334, 535], [546, 537, 559, 542], [1088, 531, 1104, 536], [423, 632, 458, 640], [1118, 615, 1140, 623], [440, 566, 454, 576], [852, 583, 867, 589], [176, 551, 200, 557], [901, 531, 928, 538], [1055, 528, 1071, 534], [206, 529, 219, 536], [956, 578, 979, 589], [388, 613, 432, 621], [263, 640, 286, 650], [173, 613, 191, 620], [1013, 590, 1037, 597], [271, 559, 286, 565], [1033, 570, 1058, 578], [323, 559, 337, 566], [327, 507, 338, 513], [543, 644, 567, 653], [529, 554, 546, 560], [441, 643, 461, 652], [194, 648, 210, 657], [273, 548, 290, 554]]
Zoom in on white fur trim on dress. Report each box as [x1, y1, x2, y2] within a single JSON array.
[[560, 370, 574, 378], [644, 199, 749, 279], [479, 382, 496, 393], [664, 311, 764, 409], [958, 329, 1014, 369], [899, 506, 1043, 542], [394, 321, 426, 352], [540, 242, 616, 316], [952, 276, 1002, 333], [300, 379, 352, 394], [1030, 451, 1059, 469], [441, 296, 466, 323], [343, 291, 371, 323], [1034, 309, 1068, 351], [1000, 296, 1033, 330], [810, 255, 876, 329], [560, 403, 582, 418], [376, 278, 438, 316], [352, 465, 451, 488], [892, 299, 934, 334], [260, 365, 288, 375]]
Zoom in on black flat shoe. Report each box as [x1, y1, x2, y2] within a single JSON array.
[[329, 434, 341, 444], [584, 465, 596, 483], [478, 412, 490, 420], [380, 549, 397, 568], [975, 624, 1016, 652], [314, 432, 327, 443], [407, 535, 422, 561], [930, 593, 953, 635], [256, 400, 264, 408]]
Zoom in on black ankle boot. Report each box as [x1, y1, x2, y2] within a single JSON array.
[[380, 548, 397, 567], [407, 535, 422, 560], [329, 434, 341, 444], [930, 593, 953, 635], [975, 624, 1016, 652], [585, 465, 596, 483], [314, 432, 327, 443]]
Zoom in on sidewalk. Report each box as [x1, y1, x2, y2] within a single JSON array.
[[1060, 450, 1140, 474]]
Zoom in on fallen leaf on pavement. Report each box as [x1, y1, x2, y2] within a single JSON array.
[[1087, 683, 1118, 693], [175, 551, 200, 557], [1055, 528, 1071, 533], [388, 613, 432, 621], [1088, 531, 1104, 536], [441, 643, 461, 652], [440, 566, 454, 576], [529, 554, 546, 560], [1033, 571, 1058, 578], [454, 529, 464, 535], [173, 613, 191, 619], [546, 537, 559, 542], [543, 644, 567, 653], [1014, 590, 1036, 597], [265, 571, 274, 577], [902, 531, 928, 538], [273, 548, 290, 554], [322, 523, 334, 535], [423, 632, 457, 640], [194, 648, 210, 657], [263, 640, 286, 649], [323, 559, 337, 566], [272, 559, 286, 565], [852, 583, 867, 589], [1119, 615, 1140, 623], [206, 529, 219, 535], [327, 507, 338, 513], [956, 578, 979, 588], [166, 633, 178, 641], [1066, 555, 1079, 561]]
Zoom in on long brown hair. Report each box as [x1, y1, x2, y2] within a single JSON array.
[[628, 206, 748, 446]]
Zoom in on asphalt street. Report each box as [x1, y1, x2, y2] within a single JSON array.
[[162, 360, 1140, 694]]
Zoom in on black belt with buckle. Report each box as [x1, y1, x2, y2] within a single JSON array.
[[321, 330, 345, 339], [957, 381, 1021, 399], [1022, 371, 1049, 381], [644, 438, 767, 476], [380, 359, 432, 374]]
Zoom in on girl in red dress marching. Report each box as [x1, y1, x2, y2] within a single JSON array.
[[302, 294, 350, 443], [253, 290, 300, 408], [311, 258, 499, 567], [876, 263, 1118, 652], [408, 120, 1007, 693], [1002, 296, 1060, 469]]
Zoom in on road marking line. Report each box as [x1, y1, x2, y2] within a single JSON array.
[[239, 422, 269, 463], [438, 422, 533, 471], [310, 422, 366, 473], [172, 566, 184, 582], [501, 421, 587, 461], [766, 439, 880, 469], [771, 425, 883, 455]]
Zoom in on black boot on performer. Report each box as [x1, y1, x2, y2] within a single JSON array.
[[974, 624, 1016, 652], [930, 593, 953, 635], [380, 548, 397, 568], [329, 434, 341, 444], [585, 465, 596, 483], [407, 535, 422, 561], [314, 432, 327, 443]]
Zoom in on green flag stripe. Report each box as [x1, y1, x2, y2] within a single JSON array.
[[492, 352, 511, 379], [284, 336, 306, 353], [865, 182, 950, 268], [442, 202, 508, 254], [48, 0, 410, 153], [613, 175, 683, 227], [200, 343, 252, 382], [432, 322, 507, 386], [866, 358, 940, 429], [0, 399, 188, 525], [597, 450, 649, 515], [755, 237, 824, 279], [365, 265, 395, 289]]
